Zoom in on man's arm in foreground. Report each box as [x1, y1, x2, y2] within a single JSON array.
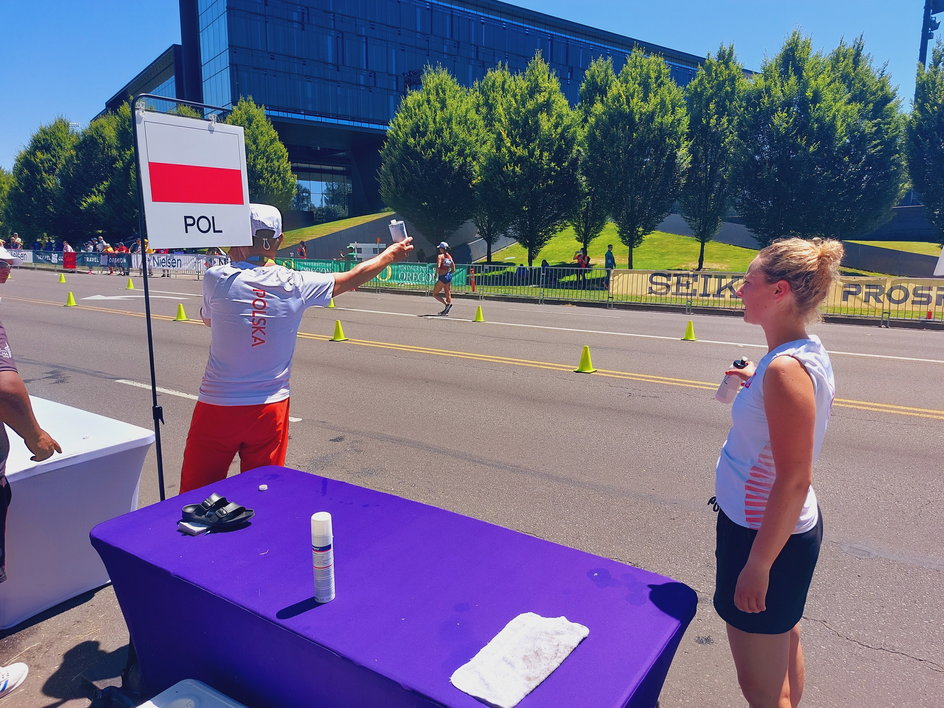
[[0, 371, 61, 462], [332, 238, 414, 296]]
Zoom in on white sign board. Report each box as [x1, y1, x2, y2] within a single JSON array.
[[935, 246, 944, 277], [136, 110, 252, 249]]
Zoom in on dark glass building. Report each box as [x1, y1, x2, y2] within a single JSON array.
[[106, 0, 705, 224]]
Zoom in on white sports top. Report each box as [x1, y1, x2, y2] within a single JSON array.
[[198, 262, 334, 406], [714, 336, 834, 533]]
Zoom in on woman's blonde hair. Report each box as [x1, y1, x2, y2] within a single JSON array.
[[757, 237, 845, 321]]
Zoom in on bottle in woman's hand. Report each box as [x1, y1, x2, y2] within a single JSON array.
[[715, 357, 750, 404]]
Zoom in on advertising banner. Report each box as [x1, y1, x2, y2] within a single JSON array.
[[136, 111, 251, 249]]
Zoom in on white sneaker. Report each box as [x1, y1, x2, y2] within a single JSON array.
[[0, 663, 27, 699]]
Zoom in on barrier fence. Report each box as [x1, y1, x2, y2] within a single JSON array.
[[19, 250, 227, 278], [19, 251, 943, 324]]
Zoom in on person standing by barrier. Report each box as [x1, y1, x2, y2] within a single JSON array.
[[0, 246, 61, 700], [710, 237, 843, 707], [432, 241, 455, 315], [296, 241, 307, 259], [179, 204, 413, 493], [604, 244, 616, 288]]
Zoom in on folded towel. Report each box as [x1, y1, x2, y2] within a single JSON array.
[[450, 612, 590, 707]]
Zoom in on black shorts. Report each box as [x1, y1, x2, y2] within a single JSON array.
[[0, 477, 11, 584], [713, 508, 823, 634]]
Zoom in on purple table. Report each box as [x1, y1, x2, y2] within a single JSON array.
[[91, 467, 695, 707]]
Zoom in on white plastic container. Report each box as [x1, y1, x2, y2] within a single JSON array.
[[135, 678, 248, 708], [388, 219, 408, 242], [0, 397, 154, 629], [715, 357, 749, 404], [311, 511, 335, 603]]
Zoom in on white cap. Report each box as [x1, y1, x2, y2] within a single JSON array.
[[0, 246, 23, 265], [311, 511, 333, 547], [250, 203, 282, 239]]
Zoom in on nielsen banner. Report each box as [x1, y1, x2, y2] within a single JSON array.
[[136, 111, 252, 249]]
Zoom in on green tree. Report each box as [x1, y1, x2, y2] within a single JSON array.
[[6, 118, 77, 244], [907, 41, 944, 247], [681, 45, 745, 270], [472, 65, 515, 263], [824, 38, 906, 238], [379, 66, 483, 244], [0, 168, 12, 237], [734, 32, 905, 245], [224, 97, 295, 212], [586, 50, 689, 268], [569, 58, 617, 254], [100, 102, 140, 239], [58, 112, 122, 242], [484, 54, 578, 265]]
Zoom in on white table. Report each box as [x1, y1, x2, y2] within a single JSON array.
[[0, 397, 154, 629]]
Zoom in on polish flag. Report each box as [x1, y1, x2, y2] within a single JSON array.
[[143, 119, 246, 205], [148, 162, 244, 204]]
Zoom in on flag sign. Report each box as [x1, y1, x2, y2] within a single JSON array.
[[136, 110, 252, 249]]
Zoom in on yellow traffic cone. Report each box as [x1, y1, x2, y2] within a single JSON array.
[[330, 320, 348, 342], [682, 320, 697, 341], [174, 304, 188, 322], [58, 273, 67, 284], [65, 291, 77, 307], [126, 277, 135, 290], [574, 345, 596, 373], [327, 298, 336, 308], [473, 305, 485, 322]]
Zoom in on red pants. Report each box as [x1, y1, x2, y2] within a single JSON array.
[[179, 399, 291, 493]]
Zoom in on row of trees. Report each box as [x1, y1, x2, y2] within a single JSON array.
[[381, 33, 944, 268], [0, 98, 296, 246]]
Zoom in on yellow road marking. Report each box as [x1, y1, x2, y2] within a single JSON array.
[[10, 296, 943, 421]]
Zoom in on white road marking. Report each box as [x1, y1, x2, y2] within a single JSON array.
[[83, 294, 184, 301], [147, 289, 200, 297], [334, 307, 944, 364], [115, 379, 302, 421]]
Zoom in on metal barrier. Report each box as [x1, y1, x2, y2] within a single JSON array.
[[18, 251, 943, 325], [18, 251, 227, 279]]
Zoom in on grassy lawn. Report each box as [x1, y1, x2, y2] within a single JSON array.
[[282, 210, 393, 248], [489, 224, 758, 271], [846, 240, 943, 256]]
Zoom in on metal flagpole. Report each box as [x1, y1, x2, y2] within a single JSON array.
[[130, 93, 231, 501]]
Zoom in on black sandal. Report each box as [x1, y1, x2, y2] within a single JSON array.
[[182, 493, 254, 529]]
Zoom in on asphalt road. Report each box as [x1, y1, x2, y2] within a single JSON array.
[[0, 267, 941, 707]]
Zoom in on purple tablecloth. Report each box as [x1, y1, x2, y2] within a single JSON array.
[[91, 467, 696, 707]]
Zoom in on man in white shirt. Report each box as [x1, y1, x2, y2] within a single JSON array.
[[179, 204, 413, 492]]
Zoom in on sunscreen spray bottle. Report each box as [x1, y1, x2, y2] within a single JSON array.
[[311, 512, 335, 603], [715, 357, 749, 404]]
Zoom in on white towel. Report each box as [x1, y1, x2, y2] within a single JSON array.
[[449, 612, 590, 707]]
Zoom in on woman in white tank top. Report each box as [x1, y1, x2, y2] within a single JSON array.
[[712, 237, 844, 707]]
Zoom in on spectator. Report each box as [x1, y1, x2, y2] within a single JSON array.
[[710, 237, 844, 707], [179, 204, 412, 492], [8, 235, 21, 251], [574, 249, 590, 288], [604, 244, 616, 287], [296, 241, 308, 259], [515, 263, 528, 282], [0, 245, 61, 701]]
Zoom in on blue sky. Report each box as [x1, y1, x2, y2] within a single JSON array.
[[0, 1, 931, 171]]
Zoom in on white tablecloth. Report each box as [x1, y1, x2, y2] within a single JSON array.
[[0, 397, 154, 629]]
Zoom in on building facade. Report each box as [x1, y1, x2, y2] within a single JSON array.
[[106, 0, 705, 224]]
